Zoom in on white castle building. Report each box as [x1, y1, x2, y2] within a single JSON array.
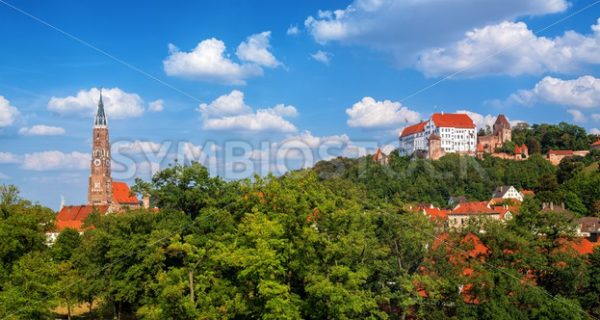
[[399, 113, 476, 157]]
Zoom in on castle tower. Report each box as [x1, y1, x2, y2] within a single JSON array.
[[493, 114, 512, 144], [88, 91, 112, 205], [428, 133, 445, 160]]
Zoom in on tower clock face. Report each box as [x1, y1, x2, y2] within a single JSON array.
[[94, 159, 101, 166]]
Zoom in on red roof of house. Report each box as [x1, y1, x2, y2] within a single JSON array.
[[548, 149, 573, 156], [476, 142, 484, 153], [400, 121, 426, 137], [55, 205, 109, 232], [592, 140, 600, 147], [521, 189, 535, 196], [112, 181, 139, 204], [431, 113, 475, 129], [571, 238, 600, 255], [372, 148, 385, 161], [422, 207, 449, 220], [451, 201, 497, 215]]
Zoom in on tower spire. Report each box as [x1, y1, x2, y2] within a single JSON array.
[[94, 89, 107, 127]]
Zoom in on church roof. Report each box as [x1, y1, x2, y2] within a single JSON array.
[[431, 113, 475, 129], [55, 205, 109, 232], [112, 181, 139, 204], [94, 91, 107, 127]]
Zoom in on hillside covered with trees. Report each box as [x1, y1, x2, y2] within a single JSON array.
[[1, 123, 599, 320]]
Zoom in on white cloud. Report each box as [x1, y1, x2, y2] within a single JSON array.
[[198, 90, 251, 117], [304, 0, 567, 66], [19, 125, 65, 136], [311, 50, 332, 64], [287, 25, 300, 35], [509, 76, 600, 108], [0, 96, 19, 127], [236, 31, 280, 68], [567, 109, 586, 123], [346, 97, 421, 128], [590, 128, 600, 135], [455, 110, 497, 130], [0, 152, 19, 164], [163, 38, 263, 85], [417, 19, 600, 77], [199, 90, 298, 133], [148, 99, 164, 112], [592, 114, 600, 122], [22, 151, 89, 171], [48, 87, 144, 119]]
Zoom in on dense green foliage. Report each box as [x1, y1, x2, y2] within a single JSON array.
[[0, 125, 599, 319]]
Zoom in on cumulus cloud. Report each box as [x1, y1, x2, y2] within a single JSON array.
[[287, 25, 300, 35], [567, 109, 586, 123], [19, 125, 65, 136], [590, 128, 600, 135], [236, 31, 281, 67], [164, 32, 280, 85], [304, 0, 567, 65], [509, 76, 600, 108], [311, 50, 332, 64], [346, 97, 421, 128], [22, 151, 89, 171], [48, 87, 144, 119], [418, 19, 600, 77], [148, 99, 164, 112], [199, 90, 298, 133], [455, 110, 497, 130], [0, 96, 19, 127], [0, 152, 20, 164]]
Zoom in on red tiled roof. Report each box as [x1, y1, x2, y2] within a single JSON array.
[[431, 113, 475, 129], [451, 201, 497, 215], [55, 205, 109, 232], [571, 238, 600, 255], [112, 181, 139, 204], [476, 143, 484, 153], [521, 189, 535, 196], [514, 144, 522, 154], [548, 149, 573, 156], [592, 140, 600, 147], [400, 121, 426, 137], [372, 148, 385, 161], [422, 207, 449, 220]]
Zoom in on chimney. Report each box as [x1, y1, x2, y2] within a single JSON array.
[[142, 194, 150, 209]]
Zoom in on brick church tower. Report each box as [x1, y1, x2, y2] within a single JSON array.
[[88, 92, 113, 205]]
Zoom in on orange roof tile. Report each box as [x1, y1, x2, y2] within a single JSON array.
[[451, 201, 497, 215], [422, 207, 449, 220], [476, 143, 484, 153], [112, 181, 139, 204], [372, 148, 386, 161], [431, 113, 475, 129], [55, 205, 109, 232], [400, 121, 427, 137], [571, 238, 600, 255], [592, 140, 600, 147]]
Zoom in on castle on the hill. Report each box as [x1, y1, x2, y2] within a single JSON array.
[[399, 113, 528, 161], [47, 93, 148, 242]]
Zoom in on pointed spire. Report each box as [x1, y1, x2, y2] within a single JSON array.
[[94, 88, 107, 127]]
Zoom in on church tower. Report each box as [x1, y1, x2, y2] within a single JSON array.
[[88, 92, 112, 205]]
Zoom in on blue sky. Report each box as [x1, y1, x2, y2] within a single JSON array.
[[0, 0, 599, 209]]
